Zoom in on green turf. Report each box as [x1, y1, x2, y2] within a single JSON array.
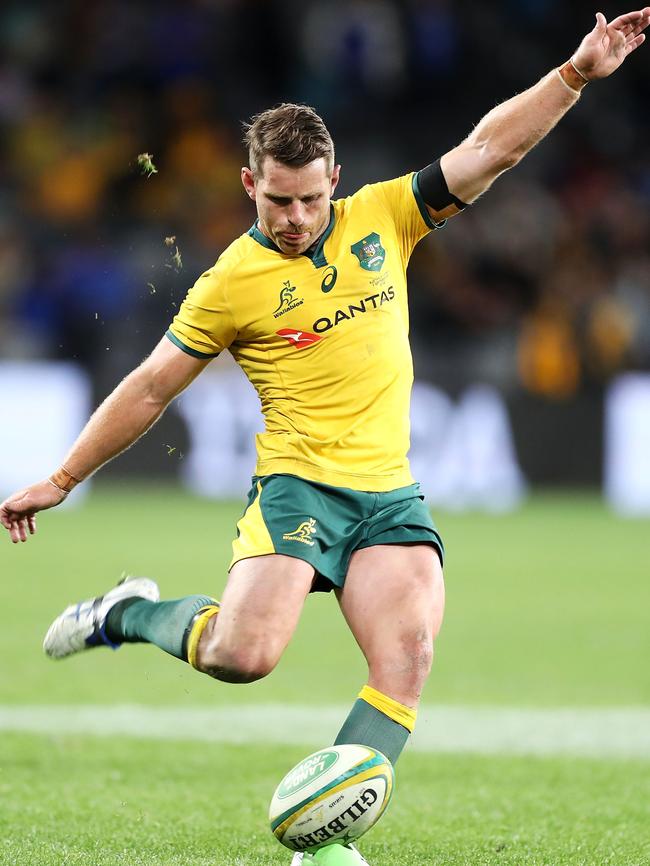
[[0, 733, 648, 866], [0, 487, 649, 865], [0, 486, 648, 706]]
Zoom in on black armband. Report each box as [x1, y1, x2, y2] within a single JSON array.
[[417, 159, 468, 212]]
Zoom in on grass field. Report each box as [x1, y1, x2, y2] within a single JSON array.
[[0, 486, 648, 865]]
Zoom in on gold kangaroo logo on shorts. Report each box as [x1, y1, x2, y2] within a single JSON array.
[[282, 518, 317, 546]]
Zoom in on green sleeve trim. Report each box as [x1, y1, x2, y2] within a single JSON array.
[[411, 172, 446, 231], [165, 330, 220, 360]]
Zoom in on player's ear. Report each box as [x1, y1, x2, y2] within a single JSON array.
[[329, 164, 341, 196], [241, 166, 256, 200]]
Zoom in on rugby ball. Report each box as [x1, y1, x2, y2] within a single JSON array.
[[269, 744, 394, 852]]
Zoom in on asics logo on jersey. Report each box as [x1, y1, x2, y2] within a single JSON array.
[[274, 280, 304, 318], [282, 518, 317, 546], [313, 287, 395, 333], [320, 265, 338, 293], [276, 329, 321, 349]]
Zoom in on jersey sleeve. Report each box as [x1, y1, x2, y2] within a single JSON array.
[[368, 172, 445, 262], [166, 261, 237, 359]]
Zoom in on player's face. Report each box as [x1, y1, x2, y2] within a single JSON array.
[[241, 157, 340, 256]]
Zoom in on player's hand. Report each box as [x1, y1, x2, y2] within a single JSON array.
[[0, 480, 67, 543], [572, 8, 650, 79]]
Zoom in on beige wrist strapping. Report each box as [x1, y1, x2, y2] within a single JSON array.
[[556, 58, 589, 94], [48, 466, 81, 495]]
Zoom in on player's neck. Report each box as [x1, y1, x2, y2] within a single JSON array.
[[257, 208, 332, 255]]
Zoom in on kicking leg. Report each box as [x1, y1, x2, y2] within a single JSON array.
[[333, 543, 445, 764], [193, 554, 315, 682], [44, 556, 315, 687]]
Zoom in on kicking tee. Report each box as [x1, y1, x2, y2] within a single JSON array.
[[167, 173, 442, 492]]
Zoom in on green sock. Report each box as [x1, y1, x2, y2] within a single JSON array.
[[334, 699, 410, 765], [105, 595, 215, 660]]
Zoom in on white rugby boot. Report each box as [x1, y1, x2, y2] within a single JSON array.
[[43, 576, 160, 659], [291, 844, 369, 864]]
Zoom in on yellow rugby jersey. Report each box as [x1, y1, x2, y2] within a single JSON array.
[[167, 172, 443, 492]]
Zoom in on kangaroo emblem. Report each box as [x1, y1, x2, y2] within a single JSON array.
[[282, 518, 317, 546], [274, 280, 301, 316]]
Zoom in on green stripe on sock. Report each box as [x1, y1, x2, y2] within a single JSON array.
[[334, 698, 410, 765], [105, 595, 215, 660]]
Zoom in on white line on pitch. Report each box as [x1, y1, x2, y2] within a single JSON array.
[[0, 705, 649, 759]]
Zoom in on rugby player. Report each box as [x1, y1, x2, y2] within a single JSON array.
[[2, 10, 649, 864]]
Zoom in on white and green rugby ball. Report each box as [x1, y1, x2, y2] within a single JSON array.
[[269, 744, 394, 853]]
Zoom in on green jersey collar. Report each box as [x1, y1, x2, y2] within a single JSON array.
[[247, 204, 335, 268], [247, 221, 277, 251]]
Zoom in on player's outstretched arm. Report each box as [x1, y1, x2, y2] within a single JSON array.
[[429, 8, 650, 219], [0, 337, 210, 544]]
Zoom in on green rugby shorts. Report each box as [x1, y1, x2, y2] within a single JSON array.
[[229, 473, 444, 592]]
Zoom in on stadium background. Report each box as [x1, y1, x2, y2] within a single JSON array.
[[0, 2, 649, 865], [2, 0, 650, 491]]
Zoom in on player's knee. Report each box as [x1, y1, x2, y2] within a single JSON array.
[[231, 647, 279, 682], [198, 642, 280, 684]]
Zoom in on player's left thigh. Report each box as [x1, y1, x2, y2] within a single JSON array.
[[337, 543, 445, 707]]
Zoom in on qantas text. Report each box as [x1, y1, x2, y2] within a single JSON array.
[[312, 288, 395, 333]]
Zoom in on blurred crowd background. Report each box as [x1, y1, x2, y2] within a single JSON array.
[[1, 0, 649, 486]]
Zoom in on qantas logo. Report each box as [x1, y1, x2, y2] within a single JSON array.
[[276, 329, 321, 349], [312, 287, 395, 333]]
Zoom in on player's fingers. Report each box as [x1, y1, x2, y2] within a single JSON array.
[[1, 508, 20, 530], [8, 516, 29, 542], [609, 9, 646, 30], [630, 14, 650, 36], [9, 520, 21, 544], [625, 15, 648, 35], [1, 508, 23, 533], [616, 15, 638, 34], [27, 514, 37, 535], [625, 32, 646, 51], [17, 517, 28, 543], [595, 11, 608, 26]]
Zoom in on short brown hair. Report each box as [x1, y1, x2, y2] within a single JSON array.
[[243, 103, 335, 179]]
